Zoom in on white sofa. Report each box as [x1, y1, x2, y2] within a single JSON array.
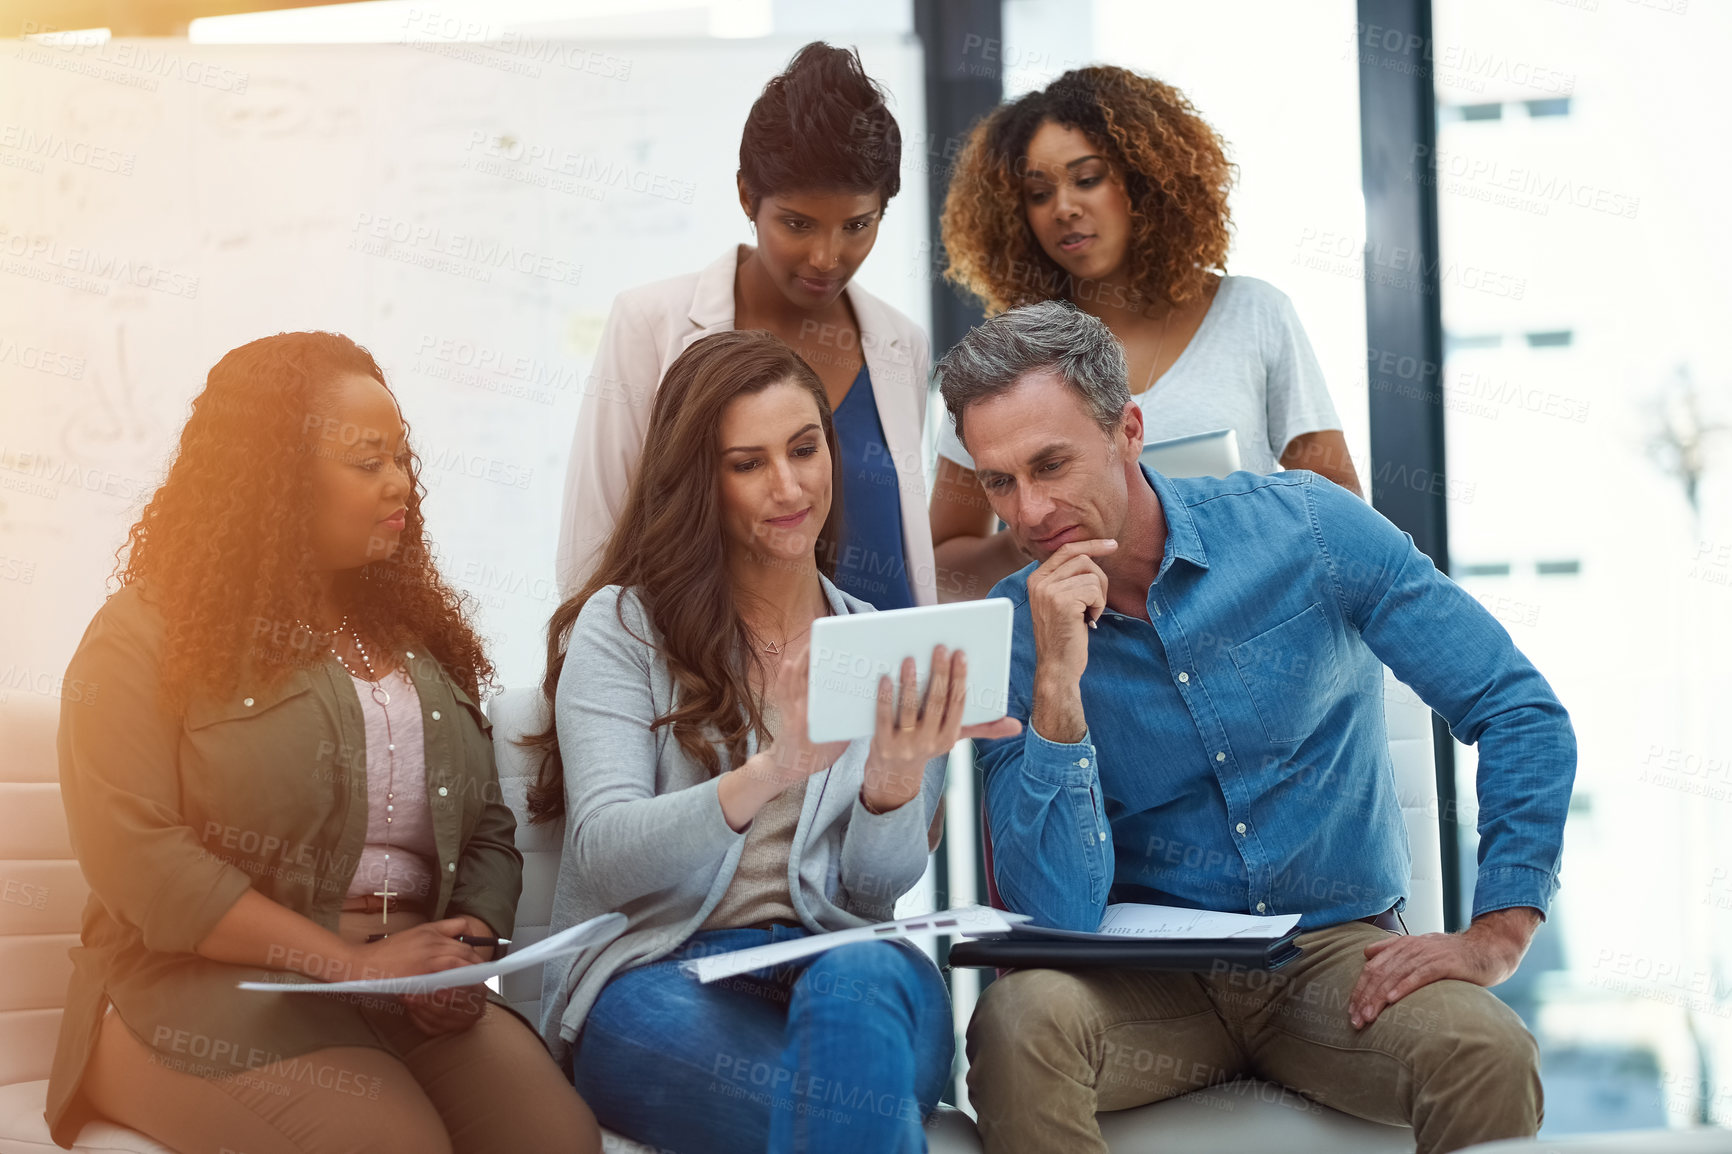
[[4, 677, 1727, 1153]]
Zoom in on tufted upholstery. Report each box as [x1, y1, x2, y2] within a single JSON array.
[[0, 691, 174, 1153]]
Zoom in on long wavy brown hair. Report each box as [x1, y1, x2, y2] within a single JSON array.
[[941, 66, 1236, 316], [526, 329, 842, 823], [117, 331, 492, 707]]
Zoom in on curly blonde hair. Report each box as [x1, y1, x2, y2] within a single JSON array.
[[941, 66, 1236, 316]]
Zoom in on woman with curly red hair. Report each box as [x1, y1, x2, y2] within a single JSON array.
[[46, 332, 597, 1153], [932, 66, 1362, 592]]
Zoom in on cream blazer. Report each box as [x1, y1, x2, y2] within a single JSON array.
[[555, 245, 937, 604]]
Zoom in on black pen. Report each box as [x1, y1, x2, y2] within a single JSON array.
[[366, 933, 510, 949]]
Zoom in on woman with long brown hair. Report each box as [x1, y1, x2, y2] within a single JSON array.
[[932, 66, 1363, 593], [531, 328, 1017, 1153], [46, 332, 597, 1153]]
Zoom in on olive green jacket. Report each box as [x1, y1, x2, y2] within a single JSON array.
[[46, 584, 521, 1148]]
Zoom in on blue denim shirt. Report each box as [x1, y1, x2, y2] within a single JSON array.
[[977, 465, 1575, 932]]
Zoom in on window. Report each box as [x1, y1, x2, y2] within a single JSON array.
[[1435, 0, 1730, 1135], [1456, 101, 1505, 121]]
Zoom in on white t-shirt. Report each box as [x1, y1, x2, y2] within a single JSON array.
[[937, 275, 1342, 474]]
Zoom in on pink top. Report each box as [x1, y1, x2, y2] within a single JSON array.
[[343, 668, 437, 907]]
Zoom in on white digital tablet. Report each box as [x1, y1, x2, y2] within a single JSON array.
[[1140, 428, 1241, 479], [806, 598, 1015, 743]]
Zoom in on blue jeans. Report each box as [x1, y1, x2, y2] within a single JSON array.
[[571, 925, 955, 1154]]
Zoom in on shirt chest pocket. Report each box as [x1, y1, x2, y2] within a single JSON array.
[[182, 676, 330, 826], [1228, 603, 1341, 745]]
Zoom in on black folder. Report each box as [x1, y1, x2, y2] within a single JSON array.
[[948, 929, 1303, 973]]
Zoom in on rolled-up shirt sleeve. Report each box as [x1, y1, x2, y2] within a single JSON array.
[[447, 791, 523, 938], [57, 604, 254, 954], [1309, 479, 1576, 920]]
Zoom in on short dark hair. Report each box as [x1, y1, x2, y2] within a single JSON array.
[[739, 41, 901, 213], [936, 302, 1131, 450]]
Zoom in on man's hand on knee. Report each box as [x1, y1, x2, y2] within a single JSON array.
[[1346, 907, 1542, 1029]]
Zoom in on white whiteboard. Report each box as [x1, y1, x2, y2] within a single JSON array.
[[0, 34, 930, 690]]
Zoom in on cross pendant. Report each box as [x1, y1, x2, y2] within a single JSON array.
[[374, 884, 397, 923]]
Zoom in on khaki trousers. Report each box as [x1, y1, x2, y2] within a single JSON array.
[[81, 909, 599, 1154], [965, 921, 1541, 1154]]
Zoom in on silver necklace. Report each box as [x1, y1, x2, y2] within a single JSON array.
[[300, 615, 401, 923]]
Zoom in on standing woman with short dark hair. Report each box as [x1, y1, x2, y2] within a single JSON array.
[[556, 41, 936, 612], [933, 66, 1363, 593], [46, 332, 598, 1154]]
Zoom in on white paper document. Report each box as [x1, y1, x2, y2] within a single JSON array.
[[1013, 903, 1302, 942], [237, 912, 627, 996], [680, 907, 1024, 985]]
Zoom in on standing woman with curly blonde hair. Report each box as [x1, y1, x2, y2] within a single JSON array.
[[932, 66, 1362, 592]]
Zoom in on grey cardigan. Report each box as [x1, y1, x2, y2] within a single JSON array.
[[538, 577, 947, 1064]]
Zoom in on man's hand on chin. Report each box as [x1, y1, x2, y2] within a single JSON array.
[[1346, 906, 1542, 1030]]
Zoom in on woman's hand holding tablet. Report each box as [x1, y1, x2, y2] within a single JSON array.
[[861, 646, 1022, 813]]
